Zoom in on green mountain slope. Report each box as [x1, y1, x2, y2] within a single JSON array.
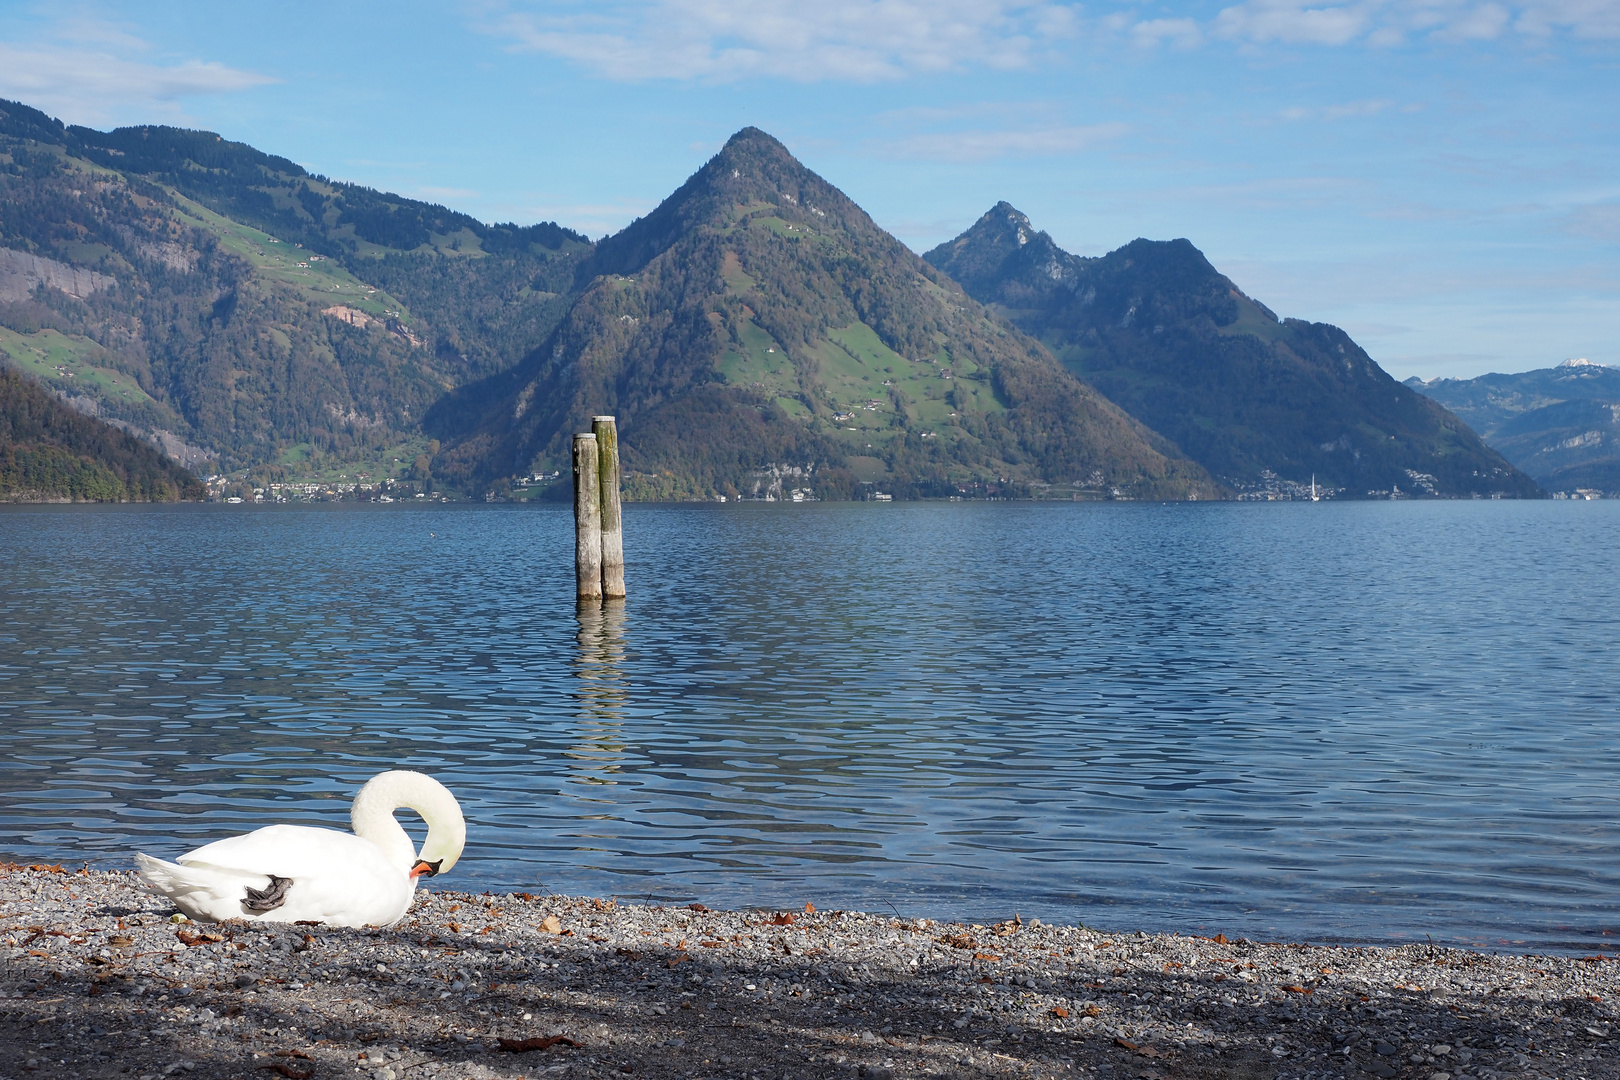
[[926, 203, 1539, 499], [432, 130, 1218, 501], [0, 98, 587, 480], [1, 363, 203, 501], [1406, 360, 1620, 493]]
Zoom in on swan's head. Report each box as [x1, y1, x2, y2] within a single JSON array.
[[351, 770, 467, 878]]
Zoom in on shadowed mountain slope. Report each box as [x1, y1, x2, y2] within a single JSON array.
[[432, 131, 1218, 500], [926, 203, 1539, 499], [1, 363, 203, 500], [1407, 360, 1620, 493]]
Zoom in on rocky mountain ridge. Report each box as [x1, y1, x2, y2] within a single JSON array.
[[925, 203, 1539, 499]]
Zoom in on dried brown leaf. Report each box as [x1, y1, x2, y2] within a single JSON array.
[[258, 1065, 311, 1079]]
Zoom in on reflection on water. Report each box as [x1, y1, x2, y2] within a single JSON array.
[[569, 600, 629, 785], [0, 500, 1617, 953]]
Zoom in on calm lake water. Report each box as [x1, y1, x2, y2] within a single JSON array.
[[1, 500, 1617, 952]]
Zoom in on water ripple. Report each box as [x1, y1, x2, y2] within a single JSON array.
[[1, 501, 1617, 952]]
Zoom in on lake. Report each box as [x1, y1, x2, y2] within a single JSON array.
[[1, 500, 1616, 953]]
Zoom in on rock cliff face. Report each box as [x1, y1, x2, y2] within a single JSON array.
[[0, 247, 114, 302], [431, 130, 1218, 501], [927, 204, 1541, 499]]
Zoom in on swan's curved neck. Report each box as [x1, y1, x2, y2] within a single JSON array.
[[349, 772, 465, 875]]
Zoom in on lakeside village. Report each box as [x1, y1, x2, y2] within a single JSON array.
[[200, 473, 464, 504], [201, 467, 1613, 504]]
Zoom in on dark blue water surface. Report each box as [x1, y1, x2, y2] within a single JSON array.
[[1, 501, 1616, 952]]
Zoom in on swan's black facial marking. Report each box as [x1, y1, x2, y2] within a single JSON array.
[[243, 874, 293, 912], [410, 858, 442, 878]]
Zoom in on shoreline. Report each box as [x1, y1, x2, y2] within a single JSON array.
[[1, 865, 1615, 1080]]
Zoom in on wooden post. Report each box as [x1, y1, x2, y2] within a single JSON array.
[[593, 415, 625, 600], [573, 433, 602, 603]]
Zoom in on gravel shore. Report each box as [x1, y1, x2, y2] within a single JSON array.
[[1, 864, 1615, 1080]]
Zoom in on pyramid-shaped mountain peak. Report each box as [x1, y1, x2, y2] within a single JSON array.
[[924, 201, 1082, 299], [587, 127, 877, 280], [435, 134, 1218, 501]]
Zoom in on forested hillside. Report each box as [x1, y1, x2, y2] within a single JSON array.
[[431, 129, 1218, 501], [0, 364, 203, 501], [926, 203, 1539, 499], [0, 98, 587, 484]]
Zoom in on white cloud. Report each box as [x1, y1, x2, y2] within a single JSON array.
[[1206, 0, 1620, 48], [1214, 0, 1374, 44], [888, 123, 1129, 160], [1130, 17, 1204, 47], [0, 30, 273, 127], [485, 0, 1080, 82]]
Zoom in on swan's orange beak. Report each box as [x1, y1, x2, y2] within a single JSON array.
[[410, 859, 442, 879]]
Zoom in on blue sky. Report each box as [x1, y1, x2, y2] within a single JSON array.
[[1, 1, 1615, 380]]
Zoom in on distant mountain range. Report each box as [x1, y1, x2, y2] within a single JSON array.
[[0, 97, 1542, 501], [1407, 360, 1620, 494], [924, 203, 1538, 499]]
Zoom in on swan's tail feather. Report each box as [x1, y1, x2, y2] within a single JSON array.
[[134, 851, 262, 922], [134, 852, 186, 892]]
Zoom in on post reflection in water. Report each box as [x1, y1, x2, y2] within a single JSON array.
[[2, 502, 1619, 949], [565, 599, 630, 786]]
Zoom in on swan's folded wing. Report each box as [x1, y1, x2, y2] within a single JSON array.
[[178, 824, 398, 880], [175, 824, 413, 927]]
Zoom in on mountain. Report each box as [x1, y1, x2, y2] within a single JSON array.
[[0, 97, 588, 484], [431, 130, 1219, 500], [925, 203, 1540, 499], [1, 363, 203, 501], [1406, 359, 1620, 494]]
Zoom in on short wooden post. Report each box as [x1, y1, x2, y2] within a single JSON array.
[[593, 415, 625, 600], [573, 433, 602, 603]]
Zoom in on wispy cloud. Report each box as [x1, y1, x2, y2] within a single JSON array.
[[888, 123, 1129, 161], [1202, 0, 1620, 49], [1130, 17, 1205, 48], [482, 0, 1079, 82], [1564, 201, 1620, 240], [0, 19, 273, 126], [1280, 98, 1401, 119]]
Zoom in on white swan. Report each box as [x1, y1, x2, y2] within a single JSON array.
[[133, 770, 466, 928]]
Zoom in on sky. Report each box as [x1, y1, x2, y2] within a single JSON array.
[[0, 1, 1616, 380]]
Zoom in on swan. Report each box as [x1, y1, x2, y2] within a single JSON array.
[[133, 770, 466, 928]]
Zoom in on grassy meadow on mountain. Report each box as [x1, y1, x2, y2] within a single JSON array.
[[431, 129, 1218, 501], [925, 203, 1540, 499], [0, 96, 1542, 501], [0, 97, 587, 490]]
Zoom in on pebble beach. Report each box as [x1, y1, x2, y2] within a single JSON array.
[[1, 864, 1615, 1080]]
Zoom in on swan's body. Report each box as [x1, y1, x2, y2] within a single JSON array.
[[134, 771, 465, 928]]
